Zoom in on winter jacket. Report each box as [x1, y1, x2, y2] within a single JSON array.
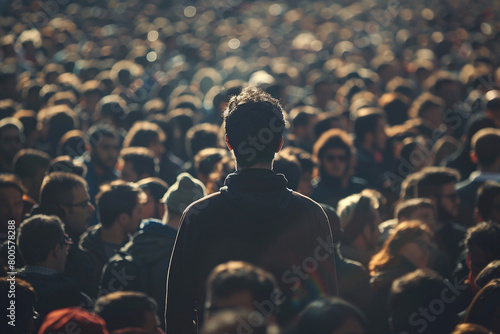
[[165, 168, 338, 334]]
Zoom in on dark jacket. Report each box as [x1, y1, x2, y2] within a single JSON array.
[[354, 145, 387, 191], [100, 219, 177, 327], [165, 168, 338, 334], [64, 236, 95, 297], [311, 176, 367, 208], [18, 269, 93, 330], [80, 225, 124, 298]]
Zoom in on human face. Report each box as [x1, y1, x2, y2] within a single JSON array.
[[143, 310, 162, 334], [148, 138, 165, 159], [120, 161, 138, 183], [210, 291, 255, 316], [0, 128, 22, 164], [0, 187, 23, 232], [468, 245, 497, 278], [62, 186, 95, 237], [373, 118, 387, 152], [298, 172, 313, 197], [398, 234, 433, 269], [331, 316, 365, 334], [437, 183, 460, 219], [321, 148, 348, 178], [93, 136, 119, 170], [125, 198, 143, 234]]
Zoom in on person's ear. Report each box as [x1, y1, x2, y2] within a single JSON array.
[[158, 203, 166, 220], [470, 150, 478, 164], [225, 134, 233, 151], [474, 208, 482, 223], [117, 212, 129, 227], [275, 136, 284, 153], [52, 243, 64, 259]]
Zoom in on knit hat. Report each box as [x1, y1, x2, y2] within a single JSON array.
[[39, 307, 109, 334], [161, 173, 206, 214]]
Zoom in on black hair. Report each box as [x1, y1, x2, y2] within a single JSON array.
[[96, 181, 145, 228]]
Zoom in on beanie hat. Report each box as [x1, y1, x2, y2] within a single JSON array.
[[161, 173, 206, 214], [39, 307, 109, 334]]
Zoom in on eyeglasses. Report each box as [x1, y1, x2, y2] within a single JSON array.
[[324, 154, 347, 162], [61, 234, 73, 251], [63, 199, 92, 208]]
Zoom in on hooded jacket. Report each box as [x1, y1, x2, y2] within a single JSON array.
[[165, 168, 338, 334]]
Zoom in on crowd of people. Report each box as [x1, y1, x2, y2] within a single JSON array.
[[2, 0, 500, 333]]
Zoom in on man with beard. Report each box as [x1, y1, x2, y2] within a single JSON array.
[[79, 124, 119, 226], [311, 128, 367, 208], [37, 172, 96, 297]]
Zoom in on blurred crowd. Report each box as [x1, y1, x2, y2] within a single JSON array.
[[2, 0, 500, 333]]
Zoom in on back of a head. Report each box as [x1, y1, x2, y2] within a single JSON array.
[[353, 110, 383, 144], [94, 291, 157, 333], [452, 323, 493, 334], [202, 310, 272, 334], [466, 222, 500, 262], [161, 172, 206, 215], [120, 147, 158, 180], [477, 181, 500, 222], [13, 148, 50, 178], [476, 260, 500, 289], [464, 279, 500, 332], [88, 124, 117, 149], [295, 297, 366, 334], [185, 123, 220, 159], [273, 152, 301, 191], [471, 128, 500, 167], [205, 261, 281, 319], [137, 177, 169, 203], [123, 121, 165, 149], [337, 194, 378, 244], [395, 198, 435, 221], [39, 307, 109, 334], [17, 214, 65, 265], [48, 156, 87, 177], [224, 86, 285, 168], [389, 269, 456, 334]]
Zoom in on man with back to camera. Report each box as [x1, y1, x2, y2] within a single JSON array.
[[165, 86, 338, 334]]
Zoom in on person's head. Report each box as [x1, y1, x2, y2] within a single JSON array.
[[313, 128, 353, 179], [471, 128, 500, 171], [201, 310, 271, 334], [39, 307, 109, 334], [123, 121, 166, 159], [337, 194, 381, 250], [0, 117, 23, 167], [39, 172, 94, 237], [464, 279, 500, 333], [161, 173, 206, 226], [476, 260, 500, 289], [204, 261, 282, 321], [97, 181, 146, 234], [223, 86, 285, 169], [289, 106, 320, 143], [484, 90, 500, 127], [94, 291, 160, 334], [119, 147, 158, 183], [17, 214, 70, 273], [295, 298, 366, 334], [12, 148, 50, 200], [389, 269, 457, 334], [465, 222, 500, 281], [88, 124, 119, 171], [415, 167, 460, 221], [81, 80, 105, 115], [395, 198, 437, 232], [57, 129, 89, 158], [94, 95, 129, 128], [281, 146, 315, 197], [451, 323, 493, 334], [194, 148, 227, 186], [409, 93, 445, 129], [370, 221, 434, 274], [273, 152, 301, 191], [0, 277, 37, 334], [185, 123, 221, 159], [476, 181, 500, 223], [353, 109, 387, 152], [47, 156, 87, 177], [0, 174, 25, 230], [136, 177, 168, 220]]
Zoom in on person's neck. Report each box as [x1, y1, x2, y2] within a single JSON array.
[[100, 224, 128, 245], [35, 260, 62, 273], [166, 214, 182, 230], [479, 164, 500, 174], [236, 162, 273, 171]]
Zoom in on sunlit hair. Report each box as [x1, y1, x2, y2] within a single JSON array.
[[369, 221, 432, 275]]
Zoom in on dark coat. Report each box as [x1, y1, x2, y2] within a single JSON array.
[[165, 168, 338, 334]]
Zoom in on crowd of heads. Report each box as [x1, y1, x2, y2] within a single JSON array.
[[2, 0, 500, 333]]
